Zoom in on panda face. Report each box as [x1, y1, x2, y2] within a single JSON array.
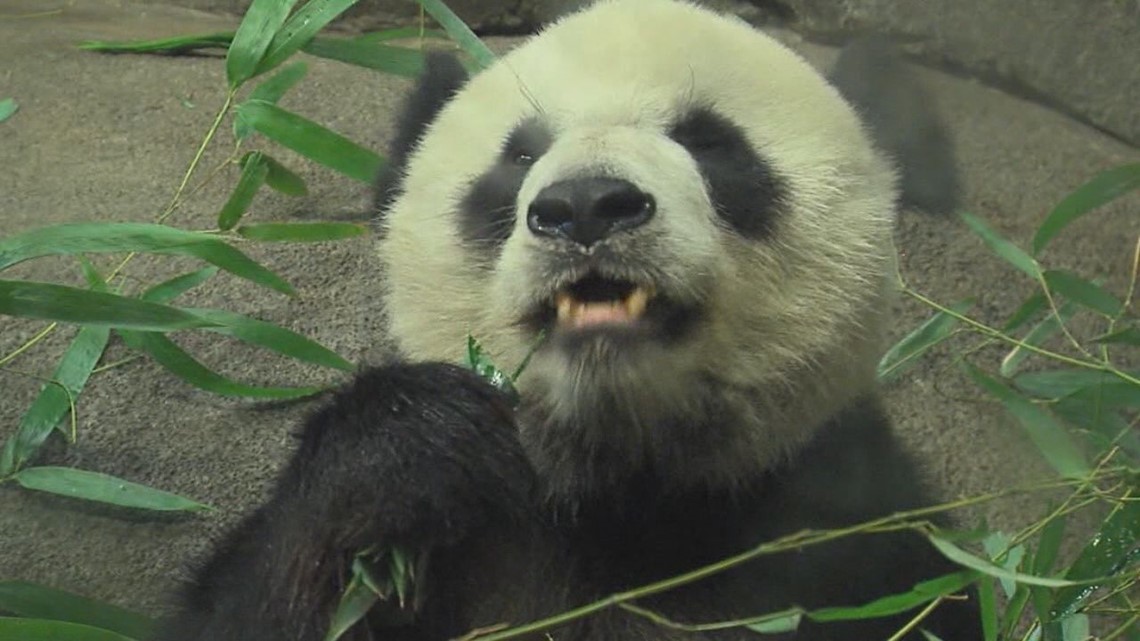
[[379, 0, 900, 493]]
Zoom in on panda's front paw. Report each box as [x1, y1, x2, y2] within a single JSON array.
[[282, 362, 537, 549]]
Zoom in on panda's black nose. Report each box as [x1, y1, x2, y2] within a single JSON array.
[[526, 177, 655, 247]]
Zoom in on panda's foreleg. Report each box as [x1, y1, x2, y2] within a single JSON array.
[[152, 363, 541, 641]]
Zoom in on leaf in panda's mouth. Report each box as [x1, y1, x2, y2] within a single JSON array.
[[554, 275, 655, 328]]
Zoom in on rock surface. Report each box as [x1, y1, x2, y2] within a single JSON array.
[[0, 0, 1138, 620]]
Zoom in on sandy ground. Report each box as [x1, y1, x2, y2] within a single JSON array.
[[1, 0, 1137, 617]]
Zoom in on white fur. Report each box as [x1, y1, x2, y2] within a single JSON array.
[[377, 0, 898, 492]]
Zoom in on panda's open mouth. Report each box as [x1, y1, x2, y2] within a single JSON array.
[[554, 274, 655, 329]]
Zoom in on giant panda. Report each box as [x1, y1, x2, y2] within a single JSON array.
[[154, 1, 978, 639]]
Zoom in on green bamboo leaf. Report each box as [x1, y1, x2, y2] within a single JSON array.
[[964, 364, 1090, 479], [354, 27, 448, 43], [218, 152, 269, 230], [118, 330, 324, 399], [928, 535, 1077, 588], [261, 154, 309, 196], [416, 0, 495, 70], [999, 300, 1079, 378], [466, 335, 519, 404], [1052, 398, 1140, 458], [0, 98, 17, 124], [1042, 270, 1123, 317], [0, 324, 109, 475], [959, 211, 1040, 278], [236, 100, 383, 183], [226, 0, 298, 88], [302, 37, 425, 77], [877, 299, 972, 381], [187, 307, 353, 371], [235, 222, 367, 242], [141, 267, 220, 304], [1092, 326, 1140, 345], [1013, 369, 1122, 399], [0, 222, 294, 295], [1050, 499, 1140, 620], [0, 281, 220, 331], [1034, 514, 1067, 577], [256, 0, 361, 76], [977, 579, 998, 641], [0, 582, 155, 639], [1033, 163, 1140, 255], [809, 571, 978, 622], [234, 62, 309, 141], [1001, 291, 1046, 332], [0, 617, 135, 641], [78, 32, 234, 53], [324, 573, 380, 641], [1060, 614, 1089, 641], [12, 466, 208, 511]]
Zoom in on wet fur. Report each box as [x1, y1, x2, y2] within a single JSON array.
[[155, 1, 976, 639]]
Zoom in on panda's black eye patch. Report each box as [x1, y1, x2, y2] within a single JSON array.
[[460, 119, 553, 247], [668, 108, 785, 239]]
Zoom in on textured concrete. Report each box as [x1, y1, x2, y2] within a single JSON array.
[[1, 0, 1138, 619]]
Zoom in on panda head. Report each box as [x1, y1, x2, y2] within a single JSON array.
[[377, 0, 902, 499]]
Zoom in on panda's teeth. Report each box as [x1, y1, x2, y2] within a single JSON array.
[[624, 286, 651, 318], [553, 286, 653, 327]]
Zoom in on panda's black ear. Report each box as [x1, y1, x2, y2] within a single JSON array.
[[373, 51, 469, 216], [828, 37, 961, 215]]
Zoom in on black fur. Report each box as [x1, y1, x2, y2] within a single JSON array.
[[669, 108, 787, 239], [154, 365, 978, 640], [373, 52, 469, 219], [829, 37, 961, 214], [461, 118, 553, 246]]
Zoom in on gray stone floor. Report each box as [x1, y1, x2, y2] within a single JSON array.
[[1, 0, 1137, 616]]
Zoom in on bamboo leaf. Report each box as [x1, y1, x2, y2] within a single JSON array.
[[236, 100, 383, 183], [0, 281, 220, 331], [0, 581, 155, 639], [1000, 299, 1079, 378], [0, 324, 109, 475], [1033, 514, 1067, 577], [0, 617, 135, 641], [960, 211, 1040, 278], [466, 335, 519, 404], [226, 0, 297, 88], [141, 267, 220, 304], [977, 579, 998, 641], [234, 62, 309, 141], [964, 364, 1090, 479], [256, 0, 362, 76], [1033, 163, 1140, 255], [0, 98, 17, 124], [235, 222, 367, 242], [0, 222, 294, 295], [303, 37, 425, 77], [1050, 499, 1140, 620], [1013, 369, 1123, 399], [928, 535, 1078, 588], [1001, 291, 1046, 332], [1091, 327, 1140, 345], [12, 466, 208, 511], [118, 330, 325, 399], [1042, 270, 1123, 317], [218, 152, 269, 230], [416, 0, 495, 70], [187, 307, 353, 371], [324, 573, 380, 641], [809, 571, 978, 622], [877, 299, 972, 381], [79, 32, 234, 53], [261, 154, 309, 196], [355, 27, 448, 43]]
